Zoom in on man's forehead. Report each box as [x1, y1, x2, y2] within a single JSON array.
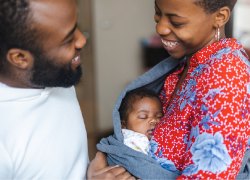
[[29, 0, 77, 19], [28, 0, 78, 45]]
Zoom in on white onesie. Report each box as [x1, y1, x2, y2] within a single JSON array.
[[122, 129, 150, 154]]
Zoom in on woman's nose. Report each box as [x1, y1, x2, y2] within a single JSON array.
[[75, 28, 86, 49], [156, 18, 171, 37]]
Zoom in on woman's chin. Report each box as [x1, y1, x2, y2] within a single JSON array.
[[168, 52, 185, 59]]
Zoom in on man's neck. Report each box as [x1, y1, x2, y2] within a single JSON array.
[[0, 75, 33, 89]]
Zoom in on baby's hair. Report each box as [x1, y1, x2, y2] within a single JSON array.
[[194, 0, 237, 14], [119, 88, 160, 123]]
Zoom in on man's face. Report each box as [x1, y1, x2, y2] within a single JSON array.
[[30, 50, 83, 88], [28, 0, 86, 88]]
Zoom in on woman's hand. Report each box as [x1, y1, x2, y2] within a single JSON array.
[[87, 151, 136, 180]]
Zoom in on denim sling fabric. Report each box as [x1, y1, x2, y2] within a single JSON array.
[[97, 56, 250, 180]]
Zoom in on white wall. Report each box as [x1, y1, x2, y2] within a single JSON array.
[[92, 0, 156, 131], [233, 1, 250, 48]]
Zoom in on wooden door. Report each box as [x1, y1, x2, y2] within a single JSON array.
[[75, 0, 98, 160]]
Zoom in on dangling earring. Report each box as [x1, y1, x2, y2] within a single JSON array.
[[215, 25, 220, 42]]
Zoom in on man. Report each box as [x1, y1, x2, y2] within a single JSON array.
[[0, 0, 132, 179]]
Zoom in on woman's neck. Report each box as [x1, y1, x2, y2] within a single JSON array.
[[185, 29, 226, 65]]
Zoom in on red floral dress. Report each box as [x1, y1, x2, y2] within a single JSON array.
[[150, 38, 250, 179]]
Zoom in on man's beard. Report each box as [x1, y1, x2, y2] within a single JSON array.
[[29, 52, 82, 88]]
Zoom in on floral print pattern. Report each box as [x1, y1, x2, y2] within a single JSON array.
[[247, 136, 250, 151], [150, 38, 250, 179], [184, 132, 232, 175], [149, 140, 180, 172], [122, 129, 150, 154]]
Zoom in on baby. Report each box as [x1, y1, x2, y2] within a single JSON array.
[[119, 88, 163, 154]]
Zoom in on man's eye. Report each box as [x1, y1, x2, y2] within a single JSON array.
[[67, 38, 74, 44]]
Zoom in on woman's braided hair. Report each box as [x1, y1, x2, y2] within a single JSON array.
[[0, 0, 38, 73], [194, 0, 237, 14]]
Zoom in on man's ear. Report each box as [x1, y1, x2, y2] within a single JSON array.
[[121, 120, 126, 129], [213, 6, 231, 28], [6, 49, 34, 69]]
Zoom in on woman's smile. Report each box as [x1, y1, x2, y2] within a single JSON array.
[[155, 0, 218, 61], [161, 38, 180, 51]]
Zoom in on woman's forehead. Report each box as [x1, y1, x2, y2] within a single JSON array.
[[155, 0, 207, 18]]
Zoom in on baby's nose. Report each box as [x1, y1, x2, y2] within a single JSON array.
[[149, 118, 158, 125]]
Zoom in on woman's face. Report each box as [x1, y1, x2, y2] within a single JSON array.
[[154, 0, 217, 60]]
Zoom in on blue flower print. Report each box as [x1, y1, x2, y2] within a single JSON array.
[[236, 40, 243, 46], [157, 157, 179, 172], [149, 139, 158, 160], [149, 140, 180, 172], [247, 68, 250, 76], [202, 88, 224, 102], [186, 125, 199, 152], [185, 132, 232, 175], [210, 47, 232, 60], [179, 80, 197, 111], [247, 136, 250, 151], [190, 64, 205, 78], [247, 84, 250, 95], [233, 48, 250, 67]]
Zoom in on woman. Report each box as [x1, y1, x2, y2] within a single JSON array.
[[88, 0, 250, 179]]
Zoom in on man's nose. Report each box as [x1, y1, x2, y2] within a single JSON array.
[[75, 28, 86, 49]]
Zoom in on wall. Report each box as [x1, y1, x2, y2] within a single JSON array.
[[233, 0, 250, 49], [92, 0, 157, 130]]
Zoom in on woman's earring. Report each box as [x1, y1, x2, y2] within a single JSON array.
[[215, 25, 220, 42]]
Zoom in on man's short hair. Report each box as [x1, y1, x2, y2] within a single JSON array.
[[119, 88, 160, 122], [194, 0, 237, 14], [0, 0, 39, 73]]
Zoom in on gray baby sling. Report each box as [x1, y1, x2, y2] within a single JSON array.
[[97, 56, 250, 180]]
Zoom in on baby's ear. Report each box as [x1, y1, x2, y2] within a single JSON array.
[[121, 120, 126, 129]]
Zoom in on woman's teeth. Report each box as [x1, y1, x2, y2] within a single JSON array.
[[161, 39, 179, 48]]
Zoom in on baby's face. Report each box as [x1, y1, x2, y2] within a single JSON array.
[[125, 97, 163, 140]]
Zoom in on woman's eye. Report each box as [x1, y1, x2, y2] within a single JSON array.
[[155, 11, 161, 16], [171, 22, 183, 28]]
